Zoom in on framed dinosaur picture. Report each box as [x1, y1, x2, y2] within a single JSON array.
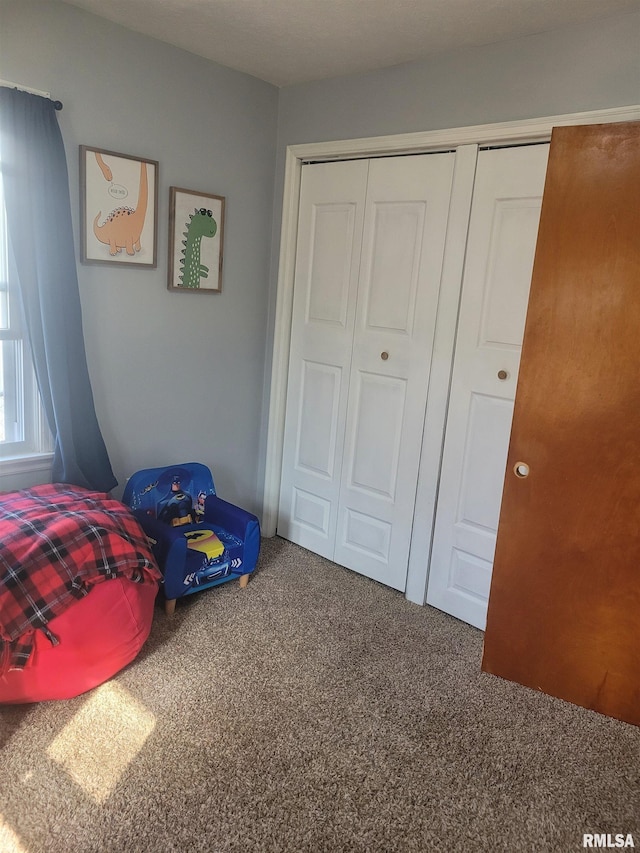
[[79, 146, 159, 268], [168, 187, 225, 293]]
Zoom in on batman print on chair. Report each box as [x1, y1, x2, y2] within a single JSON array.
[[80, 146, 159, 268], [168, 187, 225, 293]]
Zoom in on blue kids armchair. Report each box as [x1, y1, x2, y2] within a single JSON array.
[[122, 463, 260, 615]]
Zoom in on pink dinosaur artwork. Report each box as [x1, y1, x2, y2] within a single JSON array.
[[80, 146, 158, 268], [93, 156, 147, 257]]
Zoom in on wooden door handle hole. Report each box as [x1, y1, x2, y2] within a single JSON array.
[[514, 462, 530, 478]]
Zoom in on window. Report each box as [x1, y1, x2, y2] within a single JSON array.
[[0, 161, 53, 470]]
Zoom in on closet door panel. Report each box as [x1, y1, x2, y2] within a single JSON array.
[[334, 153, 455, 590], [278, 160, 368, 557], [426, 144, 550, 628]]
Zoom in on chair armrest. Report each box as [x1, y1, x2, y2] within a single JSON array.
[[203, 495, 257, 538], [203, 496, 260, 573]]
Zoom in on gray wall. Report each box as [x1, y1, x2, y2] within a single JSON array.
[[277, 11, 640, 145], [0, 1, 278, 512]]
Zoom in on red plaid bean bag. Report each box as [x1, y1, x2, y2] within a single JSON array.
[[0, 484, 161, 703]]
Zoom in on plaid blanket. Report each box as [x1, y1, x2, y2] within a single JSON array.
[[0, 484, 161, 673]]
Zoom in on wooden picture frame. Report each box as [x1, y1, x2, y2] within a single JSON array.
[[80, 146, 158, 268], [168, 187, 225, 293]]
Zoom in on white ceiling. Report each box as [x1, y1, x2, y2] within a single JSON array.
[[63, 0, 640, 87]]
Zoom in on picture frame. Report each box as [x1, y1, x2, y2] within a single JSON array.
[[168, 187, 225, 293], [80, 145, 158, 268]]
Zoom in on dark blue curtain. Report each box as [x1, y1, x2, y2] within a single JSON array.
[[0, 88, 116, 492]]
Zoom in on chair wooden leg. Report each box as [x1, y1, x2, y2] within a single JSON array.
[[239, 573, 250, 589], [165, 598, 177, 616]]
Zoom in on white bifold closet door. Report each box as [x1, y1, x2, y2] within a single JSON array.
[[278, 143, 549, 625], [425, 144, 550, 629], [278, 153, 455, 591]]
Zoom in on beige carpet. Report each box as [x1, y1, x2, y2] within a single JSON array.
[[1, 536, 638, 852]]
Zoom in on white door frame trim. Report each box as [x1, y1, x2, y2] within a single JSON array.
[[262, 105, 640, 600]]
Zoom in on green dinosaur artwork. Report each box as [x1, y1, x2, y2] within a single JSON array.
[[179, 208, 217, 288]]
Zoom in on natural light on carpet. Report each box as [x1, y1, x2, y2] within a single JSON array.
[[0, 815, 29, 853], [46, 682, 156, 804]]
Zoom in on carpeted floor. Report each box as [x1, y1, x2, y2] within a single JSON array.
[[1, 536, 638, 853]]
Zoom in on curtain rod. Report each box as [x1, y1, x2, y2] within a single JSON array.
[[0, 79, 63, 110]]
